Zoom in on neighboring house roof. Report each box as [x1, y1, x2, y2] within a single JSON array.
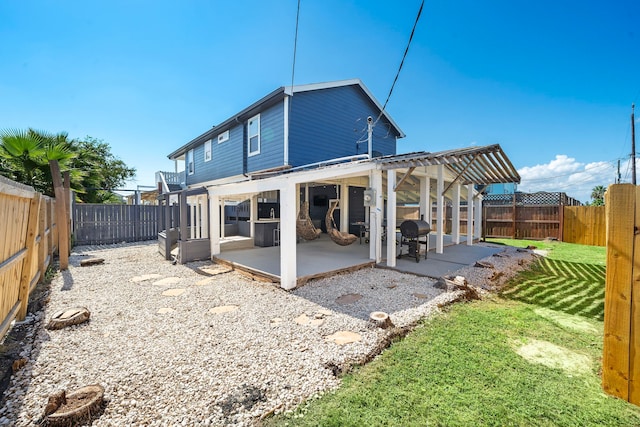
[[167, 79, 405, 160]]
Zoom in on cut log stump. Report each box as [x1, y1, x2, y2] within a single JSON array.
[[80, 258, 104, 267], [369, 311, 394, 329], [44, 384, 104, 427], [46, 307, 91, 330]]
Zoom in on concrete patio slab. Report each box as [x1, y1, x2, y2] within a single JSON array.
[[215, 233, 502, 284]]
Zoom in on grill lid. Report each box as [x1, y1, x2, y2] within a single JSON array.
[[399, 220, 431, 238]]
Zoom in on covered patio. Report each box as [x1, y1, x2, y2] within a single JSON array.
[[214, 233, 504, 285], [204, 144, 520, 289]]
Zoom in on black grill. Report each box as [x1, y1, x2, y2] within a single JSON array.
[[398, 220, 431, 263]]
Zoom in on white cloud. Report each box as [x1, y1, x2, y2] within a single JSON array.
[[517, 155, 618, 203]]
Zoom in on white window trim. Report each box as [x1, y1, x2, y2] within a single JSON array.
[[217, 130, 229, 144], [248, 114, 260, 157], [187, 149, 195, 175], [204, 140, 212, 162]]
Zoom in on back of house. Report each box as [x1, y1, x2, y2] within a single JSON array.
[[166, 78, 405, 187]]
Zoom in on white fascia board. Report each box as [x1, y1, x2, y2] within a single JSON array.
[[207, 161, 377, 197]]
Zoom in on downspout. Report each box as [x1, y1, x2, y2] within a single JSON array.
[[236, 116, 248, 177]]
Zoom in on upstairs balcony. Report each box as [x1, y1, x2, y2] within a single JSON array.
[[155, 170, 185, 193]]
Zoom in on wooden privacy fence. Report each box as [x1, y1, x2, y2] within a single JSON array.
[[73, 203, 162, 245], [482, 192, 605, 246], [603, 184, 640, 404], [562, 206, 605, 246], [0, 176, 57, 340]]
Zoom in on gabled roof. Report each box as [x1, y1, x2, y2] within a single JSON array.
[[168, 79, 404, 160]]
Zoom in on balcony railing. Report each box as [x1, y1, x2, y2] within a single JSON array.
[[155, 171, 185, 193]]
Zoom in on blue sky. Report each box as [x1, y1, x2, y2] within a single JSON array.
[[1, 0, 638, 203]]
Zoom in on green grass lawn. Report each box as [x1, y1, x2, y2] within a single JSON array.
[[490, 238, 606, 321], [264, 240, 639, 427]]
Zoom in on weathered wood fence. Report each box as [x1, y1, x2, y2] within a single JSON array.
[[0, 176, 58, 340], [482, 192, 605, 246], [603, 184, 640, 404], [73, 203, 162, 245]]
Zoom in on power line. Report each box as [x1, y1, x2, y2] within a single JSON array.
[[518, 157, 621, 182], [289, 0, 301, 94], [375, 0, 425, 125]]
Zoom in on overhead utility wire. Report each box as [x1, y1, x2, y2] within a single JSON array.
[[289, 0, 301, 94], [519, 157, 621, 182], [374, 0, 425, 125], [287, 0, 302, 131]]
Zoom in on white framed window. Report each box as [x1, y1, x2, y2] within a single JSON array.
[[217, 130, 229, 144], [187, 149, 194, 175], [248, 114, 260, 156], [204, 140, 212, 162]]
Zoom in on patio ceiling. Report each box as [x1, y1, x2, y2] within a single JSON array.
[[375, 144, 521, 186]]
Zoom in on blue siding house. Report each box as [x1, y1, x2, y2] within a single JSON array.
[[166, 79, 405, 186]]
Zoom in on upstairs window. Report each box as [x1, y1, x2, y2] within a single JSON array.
[[217, 130, 229, 144], [248, 114, 260, 156], [187, 149, 194, 175], [204, 140, 212, 162]]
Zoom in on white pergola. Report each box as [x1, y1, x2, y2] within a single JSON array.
[[205, 144, 520, 290]]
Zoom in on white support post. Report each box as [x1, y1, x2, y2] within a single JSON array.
[[436, 165, 444, 254], [280, 182, 297, 290], [467, 184, 474, 246], [340, 181, 349, 232], [474, 196, 482, 241], [209, 193, 220, 256], [370, 169, 383, 261], [452, 183, 461, 244], [190, 197, 195, 239], [427, 178, 433, 226], [201, 195, 209, 238], [419, 177, 428, 222], [250, 194, 257, 238], [220, 199, 225, 240], [386, 169, 397, 266]]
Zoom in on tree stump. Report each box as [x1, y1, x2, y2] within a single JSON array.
[[46, 307, 91, 330], [44, 384, 104, 427], [369, 311, 394, 329]]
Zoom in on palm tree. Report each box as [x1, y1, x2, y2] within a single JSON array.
[[591, 185, 606, 206], [0, 128, 79, 196]]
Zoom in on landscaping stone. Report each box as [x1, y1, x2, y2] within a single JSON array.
[[335, 293, 363, 305], [325, 331, 362, 345], [162, 288, 186, 297], [130, 274, 163, 283], [153, 277, 182, 286], [209, 305, 239, 314]]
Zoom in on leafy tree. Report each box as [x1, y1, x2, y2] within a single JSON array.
[[0, 129, 135, 203], [590, 185, 606, 206], [68, 136, 136, 203]]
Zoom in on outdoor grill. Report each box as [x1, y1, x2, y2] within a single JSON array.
[[398, 219, 431, 263]]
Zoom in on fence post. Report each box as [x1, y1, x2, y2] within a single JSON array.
[[512, 193, 516, 239], [37, 196, 46, 283], [50, 160, 69, 269], [17, 194, 41, 320], [559, 201, 564, 242], [603, 184, 640, 403]]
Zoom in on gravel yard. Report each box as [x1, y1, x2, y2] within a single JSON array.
[[0, 241, 535, 426]]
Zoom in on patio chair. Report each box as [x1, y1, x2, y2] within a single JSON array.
[[296, 201, 322, 241], [325, 200, 358, 246]]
